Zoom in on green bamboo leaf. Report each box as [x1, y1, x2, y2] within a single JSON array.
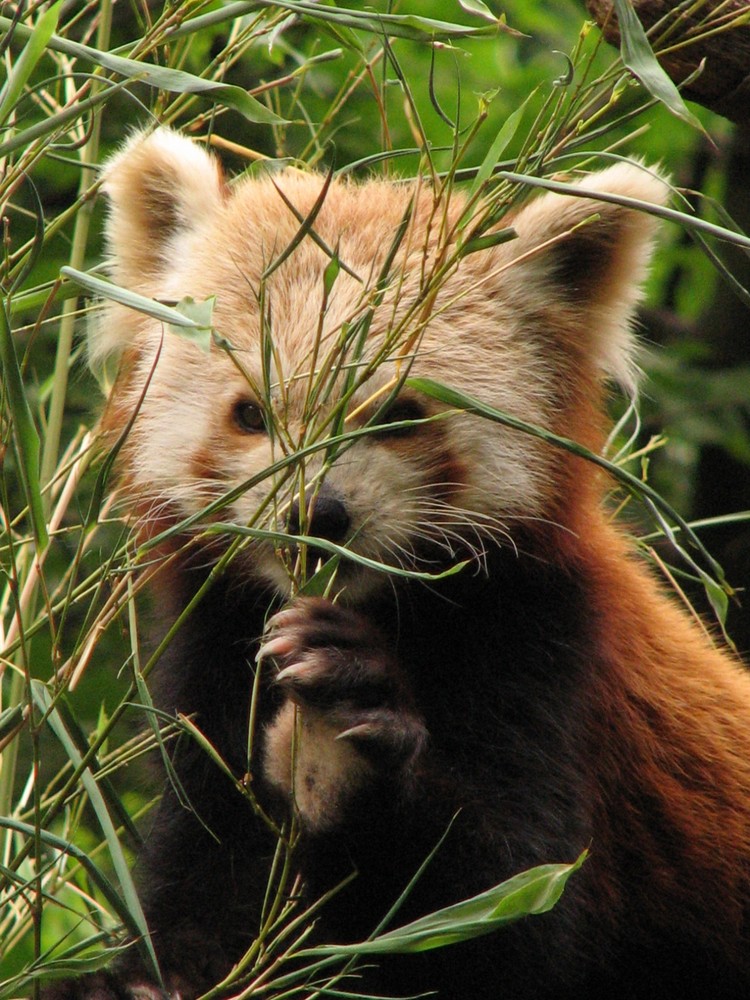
[[552, 50, 575, 88], [0, 1, 61, 125], [9, 174, 46, 296], [168, 296, 215, 352], [612, 0, 704, 132], [31, 682, 160, 980], [469, 96, 532, 198], [204, 523, 469, 582], [176, 715, 239, 788], [0, 15, 286, 124], [206, 1, 505, 40], [8, 280, 78, 316], [458, 0, 497, 21], [0, 76, 129, 158], [307, 854, 586, 956], [323, 252, 342, 298], [0, 815, 150, 966], [18, 939, 129, 985], [297, 555, 342, 597], [164, 0, 514, 42], [697, 568, 729, 628], [493, 170, 750, 251], [262, 162, 336, 280], [459, 226, 517, 256], [50, 696, 142, 848], [0, 305, 47, 549], [61, 267, 212, 331], [135, 411, 450, 556], [130, 670, 193, 816]]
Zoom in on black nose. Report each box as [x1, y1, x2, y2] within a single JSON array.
[[288, 490, 351, 543]]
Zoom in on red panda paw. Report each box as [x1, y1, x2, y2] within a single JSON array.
[[260, 598, 426, 830]]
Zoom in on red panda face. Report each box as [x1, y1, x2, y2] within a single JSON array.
[[99, 129, 667, 599]]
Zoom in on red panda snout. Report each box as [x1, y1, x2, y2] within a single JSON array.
[[287, 488, 351, 544]]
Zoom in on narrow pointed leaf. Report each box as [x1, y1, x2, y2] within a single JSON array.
[[0, 816, 150, 965], [307, 855, 586, 956], [61, 267, 212, 331], [0, 305, 47, 548], [241, 1, 506, 40], [470, 97, 531, 197], [0, 16, 286, 123], [612, 0, 704, 132], [0, 1, 61, 125], [32, 682, 159, 979]]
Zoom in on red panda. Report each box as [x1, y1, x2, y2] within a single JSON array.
[[47, 128, 750, 1000]]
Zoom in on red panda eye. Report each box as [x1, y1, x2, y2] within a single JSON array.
[[376, 398, 426, 437], [233, 400, 266, 434]]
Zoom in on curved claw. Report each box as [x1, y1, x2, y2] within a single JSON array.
[[256, 634, 295, 663]]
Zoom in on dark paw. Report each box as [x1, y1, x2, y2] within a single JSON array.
[[260, 598, 426, 765]]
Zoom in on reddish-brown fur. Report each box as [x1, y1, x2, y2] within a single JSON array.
[[43, 130, 750, 1000]]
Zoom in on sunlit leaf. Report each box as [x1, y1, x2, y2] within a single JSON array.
[[245, 1, 506, 40]]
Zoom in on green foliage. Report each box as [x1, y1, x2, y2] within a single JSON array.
[[1, 1, 749, 997], [305, 853, 587, 956]]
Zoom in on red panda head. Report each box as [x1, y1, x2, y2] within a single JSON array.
[[98, 128, 668, 598]]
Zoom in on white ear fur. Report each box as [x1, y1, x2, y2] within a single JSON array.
[[500, 163, 670, 391], [91, 129, 225, 372], [101, 127, 225, 282]]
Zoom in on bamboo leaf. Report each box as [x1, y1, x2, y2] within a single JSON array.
[[262, 163, 336, 280], [458, 0, 498, 23], [0, 1, 61, 126], [306, 854, 586, 956], [0, 16, 286, 123], [214, 2, 506, 40], [697, 567, 729, 628], [204, 523, 469, 582], [493, 170, 750, 251], [0, 704, 24, 741], [0, 304, 47, 548], [31, 682, 160, 980], [0, 815, 151, 968], [612, 0, 704, 132], [459, 227, 517, 256], [469, 96, 531, 198], [61, 267, 213, 331], [18, 939, 129, 984], [0, 77, 128, 159], [323, 252, 342, 298], [297, 555, 342, 597], [168, 296, 216, 352]]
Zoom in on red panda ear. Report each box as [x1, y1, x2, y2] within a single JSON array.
[[498, 163, 670, 391], [101, 128, 226, 283]]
